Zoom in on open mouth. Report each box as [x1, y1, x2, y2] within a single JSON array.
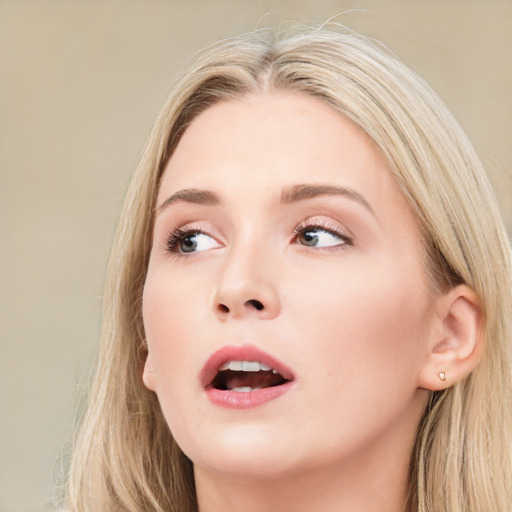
[[201, 345, 295, 407], [209, 360, 290, 392]]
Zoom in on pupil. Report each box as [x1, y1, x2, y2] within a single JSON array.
[[303, 231, 318, 246], [181, 236, 197, 252]]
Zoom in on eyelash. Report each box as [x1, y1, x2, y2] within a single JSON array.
[[292, 220, 353, 248], [165, 220, 353, 254], [166, 224, 204, 253]]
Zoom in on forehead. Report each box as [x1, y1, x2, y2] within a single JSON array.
[[159, 90, 407, 218]]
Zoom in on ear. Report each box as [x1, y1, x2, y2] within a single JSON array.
[[418, 284, 484, 391], [142, 350, 157, 391]]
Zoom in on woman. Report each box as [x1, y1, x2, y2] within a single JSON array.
[[66, 27, 512, 511]]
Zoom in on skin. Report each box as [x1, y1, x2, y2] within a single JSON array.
[[142, 90, 471, 512]]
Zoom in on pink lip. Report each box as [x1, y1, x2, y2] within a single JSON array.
[[200, 344, 295, 409]]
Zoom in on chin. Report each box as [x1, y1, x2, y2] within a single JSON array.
[[182, 422, 309, 482]]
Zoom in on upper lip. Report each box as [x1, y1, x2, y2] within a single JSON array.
[[200, 344, 295, 389]]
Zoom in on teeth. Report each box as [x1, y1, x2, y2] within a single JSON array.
[[230, 386, 257, 392], [220, 360, 276, 373], [228, 361, 243, 371], [241, 361, 260, 372]]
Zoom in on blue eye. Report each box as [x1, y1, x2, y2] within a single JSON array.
[[167, 230, 220, 254], [295, 225, 350, 248]]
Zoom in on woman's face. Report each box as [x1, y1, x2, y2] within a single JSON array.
[[143, 91, 436, 481]]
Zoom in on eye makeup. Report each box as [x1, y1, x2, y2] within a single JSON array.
[[292, 219, 353, 250], [163, 216, 353, 257]]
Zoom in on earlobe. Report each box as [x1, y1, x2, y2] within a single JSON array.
[[142, 351, 157, 391], [418, 285, 484, 391]]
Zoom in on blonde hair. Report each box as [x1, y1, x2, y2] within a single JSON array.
[[66, 27, 512, 512]]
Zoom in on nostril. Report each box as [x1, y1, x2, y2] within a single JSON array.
[[217, 304, 230, 313], [246, 299, 264, 311]]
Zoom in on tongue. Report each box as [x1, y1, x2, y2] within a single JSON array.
[[221, 370, 286, 391]]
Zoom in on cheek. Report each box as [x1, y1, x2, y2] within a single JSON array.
[[143, 262, 209, 340], [142, 271, 198, 386], [289, 258, 432, 388], [143, 276, 177, 354], [142, 274, 200, 435], [282, 269, 432, 450]]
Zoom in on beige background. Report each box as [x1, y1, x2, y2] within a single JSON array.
[[1, 1, 511, 511]]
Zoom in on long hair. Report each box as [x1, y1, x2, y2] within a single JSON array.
[[66, 27, 512, 512]]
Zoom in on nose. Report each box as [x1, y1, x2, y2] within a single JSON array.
[[212, 244, 281, 321]]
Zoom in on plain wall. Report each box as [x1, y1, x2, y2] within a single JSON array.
[[1, 1, 511, 511]]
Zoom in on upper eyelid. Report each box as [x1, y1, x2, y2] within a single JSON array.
[[293, 219, 352, 237], [295, 220, 341, 231], [167, 220, 348, 236], [165, 220, 216, 239]]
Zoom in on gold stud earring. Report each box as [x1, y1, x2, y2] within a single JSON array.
[[438, 371, 447, 382]]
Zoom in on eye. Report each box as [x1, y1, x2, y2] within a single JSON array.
[[294, 223, 351, 249], [167, 229, 221, 254]]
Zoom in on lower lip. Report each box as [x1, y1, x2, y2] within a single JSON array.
[[205, 381, 294, 409]]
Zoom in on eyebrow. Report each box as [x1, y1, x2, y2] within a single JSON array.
[[157, 183, 374, 216], [157, 188, 220, 212], [281, 184, 374, 215]]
